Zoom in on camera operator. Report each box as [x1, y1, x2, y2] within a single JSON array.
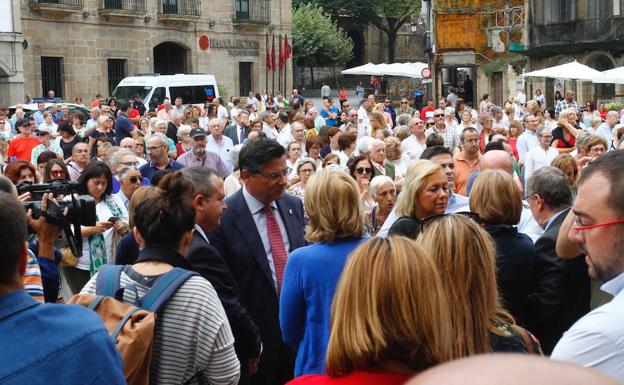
[[4, 160, 38, 201], [0, 174, 60, 303], [0, 190, 126, 384]]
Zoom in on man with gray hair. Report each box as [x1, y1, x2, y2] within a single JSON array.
[[207, 118, 234, 174], [178, 128, 229, 178], [516, 114, 540, 164], [596, 110, 619, 142], [525, 166, 590, 354], [491, 106, 509, 132], [401, 117, 427, 160], [86, 107, 101, 131], [339, 108, 358, 132], [139, 132, 184, 180], [524, 127, 559, 185], [257, 111, 277, 139]]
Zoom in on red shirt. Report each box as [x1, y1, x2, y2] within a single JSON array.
[[339, 89, 347, 102], [420, 106, 435, 120], [288, 371, 411, 385], [7, 136, 41, 161], [128, 108, 140, 127]]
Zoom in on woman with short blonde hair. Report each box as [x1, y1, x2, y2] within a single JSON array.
[[418, 215, 540, 356], [469, 170, 535, 327], [280, 169, 366, 376], [300, 236, 453, 383]]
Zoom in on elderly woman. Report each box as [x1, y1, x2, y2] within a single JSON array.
[[366, 175, 396, 235], [287, 236, 453, 384], [337, 132, 357, 167], [469, 170, 535, 328], [583, 135, 608, 159], [306, 135, 323, 169], [286, 141, 303, 177], [384, 136, 411, 177], [288, 158, 317, 209], [479, 112, 494, 151], [552, 109, 580, 153], [280, 169, 367, 377], [175, 124, 193, 158], [419, 215, 540, 355], [457, 109, 473, 132]]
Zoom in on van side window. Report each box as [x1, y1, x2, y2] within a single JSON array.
[[170, 85, 216, 105], [151, 87, 166, 108]]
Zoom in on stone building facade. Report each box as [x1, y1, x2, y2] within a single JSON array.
[[3, 0, 292, 104]]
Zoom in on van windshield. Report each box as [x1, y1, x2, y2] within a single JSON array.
[[170, 85, 217, 104], [112, 86, 152, 102]]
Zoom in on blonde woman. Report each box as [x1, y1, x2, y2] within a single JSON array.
[[370, 111, 388, 138], [280, 169, 367, 377], [418, 215, 541, 356], [175, 124, 193, 158], [552, 108, 580, 153], [383, 160, 448, 237], [384, 136, 411, 177], [288, 236, 453, 384]]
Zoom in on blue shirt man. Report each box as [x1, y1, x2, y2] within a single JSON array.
[[0, 192, 126, 385], [114, 102, 137, 145], [320, 99, 340, 127]]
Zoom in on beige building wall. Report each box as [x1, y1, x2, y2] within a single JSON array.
[[20, 0, 292, 101], [0, 0, 24, 105]]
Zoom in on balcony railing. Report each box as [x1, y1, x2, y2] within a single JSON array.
[[99, 0, 145, 12], [30, 0, 83, 5], [158, 0, 201, 17], [29, 0, 84, 12], [233, 0, 270, 24], [530, 17, 622, 48]]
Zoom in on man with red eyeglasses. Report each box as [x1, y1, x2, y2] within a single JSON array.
[[552, 150, 624, 382], [524, 166, 590, 355]]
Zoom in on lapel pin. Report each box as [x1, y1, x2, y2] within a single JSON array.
[[289, 209, 293, 215]]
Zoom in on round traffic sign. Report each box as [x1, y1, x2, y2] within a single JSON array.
[[421, 67, 432, 79]]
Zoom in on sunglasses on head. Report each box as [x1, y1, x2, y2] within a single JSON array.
[[355, 167, 372, 174]]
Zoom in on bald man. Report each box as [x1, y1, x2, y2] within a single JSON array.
[[408, 354, 618, 385]]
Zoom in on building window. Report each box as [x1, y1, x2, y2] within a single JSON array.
[[589, 0, 611, 19], [41, 57, 63, 99], [162, 0, 178, 14], [537, 0, 575, 23], [235, 0, 250, 19], [107, 59, 127, 96], [239, 62, 253, 97]]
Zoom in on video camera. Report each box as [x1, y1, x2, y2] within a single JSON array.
[[18, 181, 97, 257]]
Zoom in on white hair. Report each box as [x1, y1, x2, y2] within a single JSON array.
[[209, 118, 224, 127], [369, 175, 395, 197], [357, 136, 374, 155], [371, 138, 385, 148], [177, 124, 192, 139], [151, 132, 169, 146], [155, 119, 168, 129]]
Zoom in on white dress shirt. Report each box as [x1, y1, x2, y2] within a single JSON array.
[[357, 106, 370, 137], [551, 272, 624, 382], [242, 186, 290, 290], [401, 135, 427, 160], [207, 134, 234, 173], [524, 146, 559, 186], [516, 130, 539, 164]]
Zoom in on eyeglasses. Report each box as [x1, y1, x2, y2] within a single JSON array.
[[135, 143, 144, 147], [147, 145, 163, 152], [255, 168, 289, 181], [343, 104, 350, 108], [574, 218, 624, 232], [120, 161, 140, 167], [299, 168, 314, 174], [355, 167, 372, 174]]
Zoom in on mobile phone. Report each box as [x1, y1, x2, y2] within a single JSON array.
[[108, 217, 119, 223]]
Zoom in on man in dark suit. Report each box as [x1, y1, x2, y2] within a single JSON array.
[[182, 166, 261, 383], [526, 167, 590, 354], [208, 138, 306, 385], [225, 110, 250, 145]]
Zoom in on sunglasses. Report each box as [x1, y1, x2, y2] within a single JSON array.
[[434, 114, 444, 117], [50, 170, 66, 177], [355, 167, 372, 175], [128, 176, 141, 184]]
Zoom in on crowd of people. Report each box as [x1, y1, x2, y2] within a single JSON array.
[[1, 85, 624, 385]]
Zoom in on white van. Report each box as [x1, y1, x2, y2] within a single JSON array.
[[111, 74, 219, 110]]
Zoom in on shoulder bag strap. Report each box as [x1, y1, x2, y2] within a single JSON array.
[[95, 264, 124, 297]]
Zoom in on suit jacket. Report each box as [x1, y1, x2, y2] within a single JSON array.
[[225, 124, 246, 145], [207, 189, 306, 385], [186, 231, 261, 362], [373, 162, 396, 180], [527, 208, 590, 354]]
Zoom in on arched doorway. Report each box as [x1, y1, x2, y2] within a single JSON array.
[[346, 30, 365, 68], [586, 54, 615, 100], [153, 42, 189, 75]]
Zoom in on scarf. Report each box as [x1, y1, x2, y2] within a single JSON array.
[[88, 194, 124, 274]]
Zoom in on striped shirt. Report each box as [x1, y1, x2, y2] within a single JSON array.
[[24, 251, 44, 303], [82, 268, 240, 385], [425, 125, 459, 150]]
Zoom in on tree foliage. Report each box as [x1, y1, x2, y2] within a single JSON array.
[[292, 4, 352, 69], [294, 0, 422, 62]]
